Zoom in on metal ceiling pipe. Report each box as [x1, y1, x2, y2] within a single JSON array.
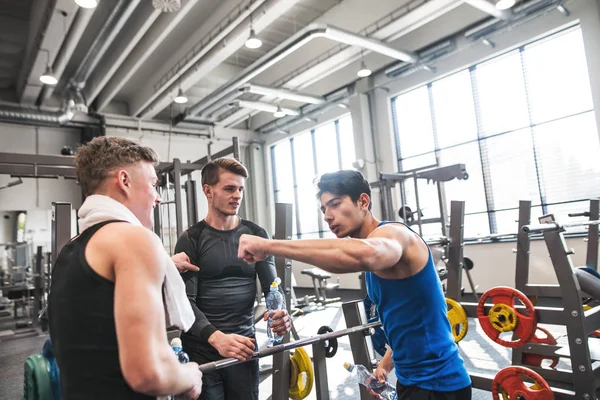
[[463, 0, 512, 20], [38, 7, 97, 105], [258, 86, 352, 134], [200, 87, 250, 118], [177, 23, 418, 125], [0, 100, 76, 127], [231, 100, 300, 116], [71, 0, 141, 89], [464, 0, 560, 40], [245, 84, 325, 105]]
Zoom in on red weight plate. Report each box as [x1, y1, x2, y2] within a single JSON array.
[[523, 327, 559, 369], [477, 286, 537, 347], [492, 366, 554, 400]]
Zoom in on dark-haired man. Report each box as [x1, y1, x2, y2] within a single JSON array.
[[175, 157, 291, 400], [238, 170, 472, 400]]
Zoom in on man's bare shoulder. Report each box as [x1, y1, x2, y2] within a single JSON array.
[[369, 222, 413, 241], [92, 223, 161, 255]]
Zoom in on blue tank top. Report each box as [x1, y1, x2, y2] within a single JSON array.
[[365, 221, 471, 391]]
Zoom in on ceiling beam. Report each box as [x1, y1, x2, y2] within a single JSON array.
[[95, 0, 202, 112], [17, 0, 78, 105]]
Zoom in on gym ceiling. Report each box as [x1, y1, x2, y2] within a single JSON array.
[[0, 0, 562, 133]]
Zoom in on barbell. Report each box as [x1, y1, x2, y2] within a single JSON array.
[[522, 219, 600, 234], [196, 321, 382, 373]]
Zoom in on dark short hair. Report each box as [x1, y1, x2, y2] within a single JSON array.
[[201, 157, 248, 186], [316, 170, 372, 210]]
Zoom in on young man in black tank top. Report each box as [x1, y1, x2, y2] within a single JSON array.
[[174, 158, 291, 400], [48, 137, 203, 399]]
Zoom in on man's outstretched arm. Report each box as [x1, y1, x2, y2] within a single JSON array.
[[238, 224, 406, 273]]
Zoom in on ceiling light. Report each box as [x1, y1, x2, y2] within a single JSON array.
[[75, 0, 98, 8], [174, 88, 188, 104], [495, 0, 515, 10], [245, 29, 262, 49], [40, 66, 58, 85], [357, 61, 372, 78], [273, 106, 285, 118]]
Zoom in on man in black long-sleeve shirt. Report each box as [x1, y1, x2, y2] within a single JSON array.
[[175, 157, 290, 400]]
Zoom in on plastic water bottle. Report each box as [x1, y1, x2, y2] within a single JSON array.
[[158, 338, 190, 400], [343, 362, 397, 400], [266, 278, 285, 345]]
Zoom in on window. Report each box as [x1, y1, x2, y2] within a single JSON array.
[[270, 115, 355, 239], [391, 25, 600, 238]]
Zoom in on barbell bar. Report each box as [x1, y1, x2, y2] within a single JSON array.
[[197, 321, 382, 373], [522, 220, 600, 234]]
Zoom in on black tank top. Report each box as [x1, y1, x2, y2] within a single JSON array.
[[48, 220, 154, 400]]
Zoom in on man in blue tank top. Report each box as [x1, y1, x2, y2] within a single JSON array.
[[237, 170, 471, 400]]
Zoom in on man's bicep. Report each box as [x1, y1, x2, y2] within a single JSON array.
[[113, 239, 167, 366], [183, 271, 198, 301]]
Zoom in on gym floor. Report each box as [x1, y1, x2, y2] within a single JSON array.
[[0, 289, 571, 400]]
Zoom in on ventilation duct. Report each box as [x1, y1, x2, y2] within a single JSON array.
[[0, 99, 77, 126]]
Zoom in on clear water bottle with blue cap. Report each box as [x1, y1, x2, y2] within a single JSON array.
[[343, 362, 397, 400], [266, 277, 285, 345], [158, 338, 190, 400]]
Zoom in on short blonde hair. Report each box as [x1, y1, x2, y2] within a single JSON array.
[[201, 157, 248, 186], [75, 136, 159, 196]]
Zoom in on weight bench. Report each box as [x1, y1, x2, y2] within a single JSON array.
[[301, 268, 340, 305]]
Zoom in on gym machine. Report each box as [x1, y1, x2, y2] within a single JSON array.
[[439, 198, 600, 399], [377, 163, 468, 237], [153, 137, 239, 253]]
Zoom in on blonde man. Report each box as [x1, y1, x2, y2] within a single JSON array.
[[49, 137, 203, 399]]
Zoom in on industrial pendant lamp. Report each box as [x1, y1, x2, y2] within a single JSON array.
[[40, 65, 58, 85], [174, 88, 188, 104], [495, 0, 515, 10], [75, 0, 98, 8]]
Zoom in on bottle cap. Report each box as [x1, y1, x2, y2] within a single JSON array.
[[270, 277, 281, 290], [171, 337, 182, 348], [343, 362, 354, 371]]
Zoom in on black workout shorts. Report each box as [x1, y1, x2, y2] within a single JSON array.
[[396, 382, 472, 400]]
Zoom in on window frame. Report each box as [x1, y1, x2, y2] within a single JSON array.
[[390, 24, 598, 242]]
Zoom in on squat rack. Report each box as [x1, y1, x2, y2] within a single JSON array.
[[445, 198, 600, 399], [376, 163, 469, 237]]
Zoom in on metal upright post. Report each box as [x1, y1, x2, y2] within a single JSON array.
[[184, 178, 198, 227], [586, 199, 599, 270], [446, 201, 465, 301], [232, 137, 240, 161], [312, 342, 330, 400], [379, 177, 394, 221], [342, 300, 376, 400], [512, 201, 531, 368], [515, 200, 532, 293], [51, 202, 72, 272], [272, 203, 293, 400], [543, 230, 595, 399], [412, 172, 423, 236], [173, 158, 184, 239], [153, 205, 162, 238], [437, 180, 449, 237], [32, 246, 43, 329]]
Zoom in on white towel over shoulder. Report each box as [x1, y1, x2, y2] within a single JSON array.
[[78, 194, 195, 332]]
